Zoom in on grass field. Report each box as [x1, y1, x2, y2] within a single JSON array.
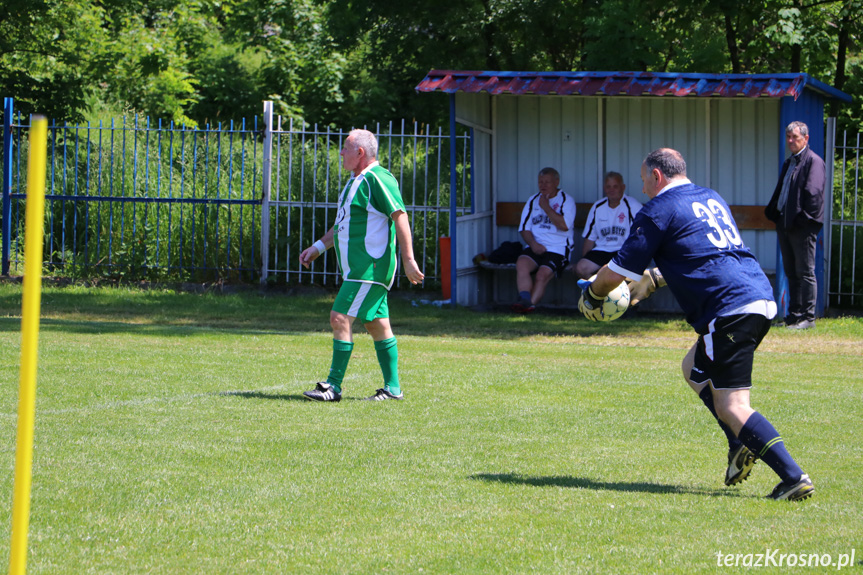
[[0, 283, 861, 574]]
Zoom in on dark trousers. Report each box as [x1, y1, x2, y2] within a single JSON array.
[[776, 223, 820, 324]]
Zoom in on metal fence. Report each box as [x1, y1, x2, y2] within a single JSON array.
[[1, 98, 472, 286], [260, 104, 472, 288], [830, 122, 863, 308]]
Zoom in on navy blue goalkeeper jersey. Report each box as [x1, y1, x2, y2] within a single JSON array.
[[609, 182, 774, 333]]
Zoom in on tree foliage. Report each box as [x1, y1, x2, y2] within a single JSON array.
[[1, 0, 862, 130]]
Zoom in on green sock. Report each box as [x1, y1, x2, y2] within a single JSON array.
[[374, 337, 400, 395], [326, 339, 354, 394]]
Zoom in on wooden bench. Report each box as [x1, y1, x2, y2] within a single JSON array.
[[477, 201, 592, 270]]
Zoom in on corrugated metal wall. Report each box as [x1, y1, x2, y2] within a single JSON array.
[[454, 93, 494, 306], [711, 98, 781, 272], [459, 92, 795, 308], [495, 95, 600, 206]]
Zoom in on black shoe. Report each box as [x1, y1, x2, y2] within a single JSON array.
[[303, 382, 341, 402], [767, 473, 814, 501], [725, 445, 757, 486], [510, 298, 535, 314], [363, 388, 404, 401]]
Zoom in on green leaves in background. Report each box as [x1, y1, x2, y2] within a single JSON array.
[[2, 0, 863, 130]]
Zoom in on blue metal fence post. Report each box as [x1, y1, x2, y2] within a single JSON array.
[[2, 98, 13, 275], [448, 94, 457, 306], [260, 101, 273, 285]]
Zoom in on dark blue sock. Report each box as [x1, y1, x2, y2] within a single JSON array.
[[519, 291, 531, 302], [698, 387, 741, 451], [738, 412, 803, 484]]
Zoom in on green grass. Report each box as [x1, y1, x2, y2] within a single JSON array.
[[0, 283, 861, 573]]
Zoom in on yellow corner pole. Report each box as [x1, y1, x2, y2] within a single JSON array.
[[9, 116, 48, 575]]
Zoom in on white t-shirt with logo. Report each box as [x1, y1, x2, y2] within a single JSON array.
[[517, 191, 576, 257], [582, 195, 643, 253]]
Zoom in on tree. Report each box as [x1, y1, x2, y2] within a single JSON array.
[[0, 0, 106, 122]]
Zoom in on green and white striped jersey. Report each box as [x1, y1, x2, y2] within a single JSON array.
[[334, 161, 406, 289]]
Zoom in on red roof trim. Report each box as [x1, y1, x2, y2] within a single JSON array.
[[415, 70, 852, 102]]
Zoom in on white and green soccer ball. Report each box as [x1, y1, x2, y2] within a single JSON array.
[[580, 276, 631, 321]]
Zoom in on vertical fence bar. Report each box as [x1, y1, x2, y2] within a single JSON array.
[[335, 129, 344, 285], [835, 131, 845, 303], [448, 94, 457, 306], [72, 123, 80, 261], [155, 118, 162, 264], [215, 122, 223, 269], [249, 116, 257, 271], [260, 101, 273, 284], [178, 126, 186, 268], [435, 126, 442, 281], [276, 116, 285, 278], [120, 116, 127, 245], [825, 117, 836, 311], [108, 118, 116, 264], [422, 124, 430, 282], [83, 122, 92, 264], [2, 98, 13, 274], [167, 121, 174, 268], [202, 123, 211, 269], [14, 111, 23, 266], [191, 127, 199, 267], [311, 123, 318, 284], [96, 121, 103, 263], [849, 132, 860, 305], [61, 122, 68, 262], [238, 119, 246, 272], [143, 117, 152, 266], [299, 120, 306, 282], [48, 120, 57, 267]]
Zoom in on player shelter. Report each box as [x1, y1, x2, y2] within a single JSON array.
[[415, 70, 851, 314]]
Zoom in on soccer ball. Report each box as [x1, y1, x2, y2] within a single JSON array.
[[579, 276, 631, 321]]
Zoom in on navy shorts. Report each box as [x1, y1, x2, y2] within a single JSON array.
[[689, 314, 771, 390], [519, 247, 567, 274]]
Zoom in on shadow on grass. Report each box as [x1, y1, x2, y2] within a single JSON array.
[[219, 389, 387, 402], [470, 472, 752, 498], [217, 390, 308, 402]]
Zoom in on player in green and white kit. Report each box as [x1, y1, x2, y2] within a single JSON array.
[[299, 129, 424, 402]]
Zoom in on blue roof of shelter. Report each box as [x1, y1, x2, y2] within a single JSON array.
[[416, 70, 852, 102]]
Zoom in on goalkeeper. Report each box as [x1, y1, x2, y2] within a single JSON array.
[[580, 148, 813, 502]]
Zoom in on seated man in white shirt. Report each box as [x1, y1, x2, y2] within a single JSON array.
[[573, 171, 643, 279], [511, 167, 576, 313]]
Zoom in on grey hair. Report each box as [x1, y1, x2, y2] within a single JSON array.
[[643, 148, 687, 179], [349, 129, 378, 159], [538, 167, 560, 180], [786, 121, 809, 138], [604, 171, 624, 184]]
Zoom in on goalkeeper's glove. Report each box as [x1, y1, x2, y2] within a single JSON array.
[[627, 267, 666, 306], [576, 278, 605, 322]]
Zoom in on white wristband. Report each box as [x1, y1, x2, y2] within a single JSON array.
[[313, 240, 327, 255]]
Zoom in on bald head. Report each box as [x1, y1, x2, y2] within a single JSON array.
[[640, 148, 688, 199], [643, 148, 687, 179]]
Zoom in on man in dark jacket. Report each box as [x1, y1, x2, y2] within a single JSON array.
[[765, 121, 825, 329]]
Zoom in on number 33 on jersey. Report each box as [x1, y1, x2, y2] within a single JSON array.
[[692, 199, 742, 249]]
